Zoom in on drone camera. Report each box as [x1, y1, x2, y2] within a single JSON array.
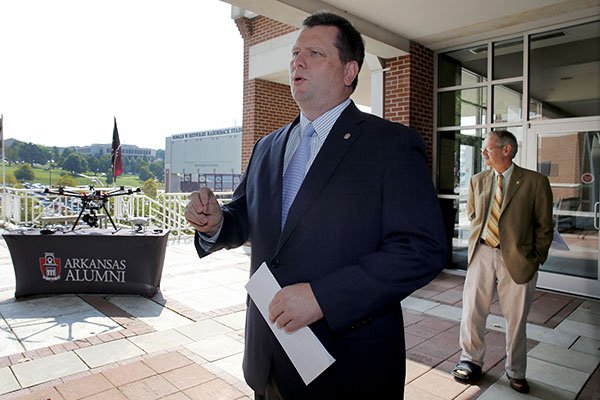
[[82, 213, 99, 227]]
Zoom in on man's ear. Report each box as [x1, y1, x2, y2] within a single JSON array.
[[343, 61, 360, 87]]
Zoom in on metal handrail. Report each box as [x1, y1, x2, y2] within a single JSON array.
[[0, 186, 233, 238]]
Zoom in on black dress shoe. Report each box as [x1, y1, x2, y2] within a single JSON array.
[[452, 361, 482, 383], [507, 374, 529, 393]]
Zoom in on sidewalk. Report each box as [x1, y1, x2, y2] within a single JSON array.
[[0, 236, 598, 400]]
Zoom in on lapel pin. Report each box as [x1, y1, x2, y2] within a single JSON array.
[[343, 133, 351, 140]]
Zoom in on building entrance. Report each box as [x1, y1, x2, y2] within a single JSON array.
[[528, 118, 600, 298]]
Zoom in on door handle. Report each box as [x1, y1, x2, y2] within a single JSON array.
[[595, 201, 599, 230]]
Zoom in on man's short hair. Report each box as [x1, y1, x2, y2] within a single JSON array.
[[490, 130, 518, 159], [302, 11, 365, 90]]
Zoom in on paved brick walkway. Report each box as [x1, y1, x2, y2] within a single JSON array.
[[0, 238, 598, 400]]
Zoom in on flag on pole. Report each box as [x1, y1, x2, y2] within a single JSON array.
[[111, 116, 123, 178]]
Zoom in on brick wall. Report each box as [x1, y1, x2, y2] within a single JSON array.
[[384, 42, 434, 166], [236, 16, 299, 169], [539, 134, 580, 201], [241, 79, 299, 166], [408, 43, 434, 165]]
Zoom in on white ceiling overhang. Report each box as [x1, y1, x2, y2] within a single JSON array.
[[223, 0, 600, 108]]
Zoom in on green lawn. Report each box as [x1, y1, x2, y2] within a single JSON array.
[[3, 164, 146, 188]]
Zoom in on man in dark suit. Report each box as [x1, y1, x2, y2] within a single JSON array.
[[185, 11, 446, 400], [452, 130, 554, 394]]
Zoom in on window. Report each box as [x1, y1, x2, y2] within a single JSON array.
[[529, 21, 600, 119], [438, 88, 487, 127], [493, 38, 523, 80], [438, 46, 487, 88]]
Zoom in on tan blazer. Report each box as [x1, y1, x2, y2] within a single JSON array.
[[467, 164, 554, 284]]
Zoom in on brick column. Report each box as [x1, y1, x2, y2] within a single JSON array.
[[235, 16, 299, 170], [383, 42, 434, 167]]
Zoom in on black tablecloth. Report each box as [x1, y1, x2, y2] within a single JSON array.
[[3, 229, 169, 298]]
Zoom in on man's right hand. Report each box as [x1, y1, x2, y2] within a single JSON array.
[[184, 187, 223, 237]]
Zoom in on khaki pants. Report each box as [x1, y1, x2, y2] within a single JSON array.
[[459, 243, 537, 379]]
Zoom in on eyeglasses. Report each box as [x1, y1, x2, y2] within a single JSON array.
[[481, 145, 505, 153]]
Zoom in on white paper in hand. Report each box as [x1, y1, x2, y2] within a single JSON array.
[[245, 262, 335, 385]]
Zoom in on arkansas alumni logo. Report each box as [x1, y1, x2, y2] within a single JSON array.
[[39, 252, 61, 282]]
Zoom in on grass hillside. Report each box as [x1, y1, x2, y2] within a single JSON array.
[[3, 164, 145, 188]]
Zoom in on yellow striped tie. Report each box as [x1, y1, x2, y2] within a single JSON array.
[[485, 174, 503, 248]]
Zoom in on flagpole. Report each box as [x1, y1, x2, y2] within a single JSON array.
[[1, 114, 5, 192], [1, 114, 5, 225], [112, 116, 116, 188]]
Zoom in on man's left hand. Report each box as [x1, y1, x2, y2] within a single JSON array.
[[268, 283, 323, 333]]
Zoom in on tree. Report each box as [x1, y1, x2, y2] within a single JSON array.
[[19, 142, 49, 166], [61, 153, 89, 174], [127, 156, 146, 175], [138, 165, 154, 182], [98, 154, 112, 172], [56, 172, 76, 187], [14, 164, 35, 182], [61, 147, 74, 159], [149, 160, 164, 181], [51, 147, 61, 164], [141, 178, 158, 198], [4, 172, 19, 187], [85, 153, 102, 174], [5, 144, 19, 165], [93, 154, 113, 183]]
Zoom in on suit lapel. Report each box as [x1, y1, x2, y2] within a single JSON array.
[[276, 104, 365, 253], [502, 164, 524, 212]]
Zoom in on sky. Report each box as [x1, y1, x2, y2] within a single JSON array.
[[0, 0, 243, 150]]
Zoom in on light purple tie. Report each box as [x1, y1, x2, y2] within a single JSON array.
[[282, 124, 315, 228]]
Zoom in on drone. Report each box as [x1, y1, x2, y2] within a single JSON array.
[[43, 186, 141, 231], [128, 217, 149, 233]]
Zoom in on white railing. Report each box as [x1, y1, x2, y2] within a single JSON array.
[[0, 186, 233, 239]]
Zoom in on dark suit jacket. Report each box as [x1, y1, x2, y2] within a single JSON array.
[[195, 102, 446, 399], [467, 164, 554, 283]]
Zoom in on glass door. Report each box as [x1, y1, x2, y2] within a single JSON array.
[[436, 129, 486, 269], [527, 118, 600, 298]]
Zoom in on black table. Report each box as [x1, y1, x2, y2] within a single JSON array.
[[3, 228, 169, 298]]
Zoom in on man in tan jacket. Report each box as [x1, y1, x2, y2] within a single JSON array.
[[452, 130, 554, 393]]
